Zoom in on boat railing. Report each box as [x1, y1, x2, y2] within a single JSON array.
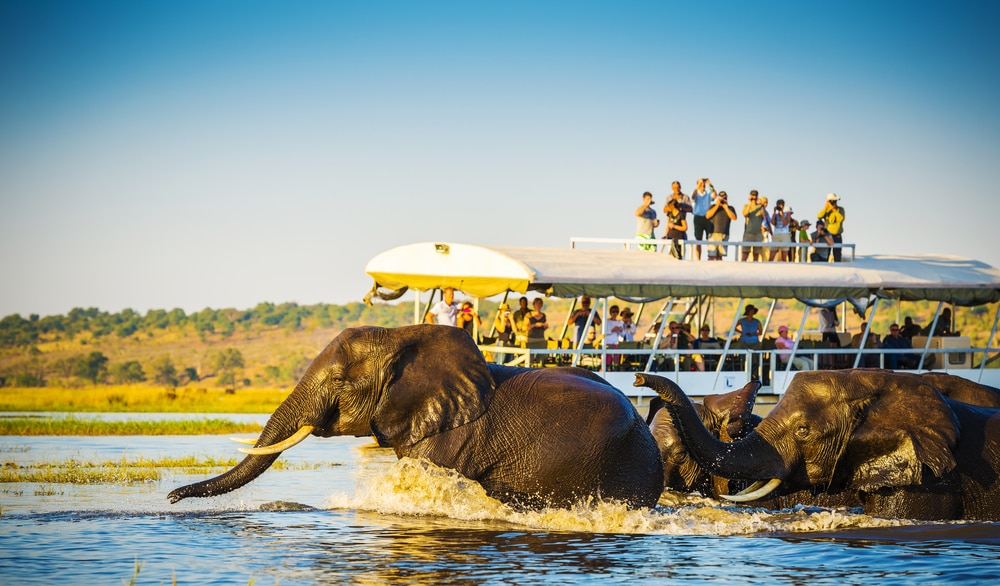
[[476, 342, 998, 391], [569, 237, 856, 262]]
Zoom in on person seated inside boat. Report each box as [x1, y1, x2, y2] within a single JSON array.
[[656, 321, 692, 370], [692, 325, 723, 372], [882, 323, 919, 370], [850, 322, 881, 367], [921, 308, 956, 337], [775, 325, 813, 371]]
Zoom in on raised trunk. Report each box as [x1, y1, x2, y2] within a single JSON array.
[[635, 373, 786, 481], [168, 394, 307, 503]]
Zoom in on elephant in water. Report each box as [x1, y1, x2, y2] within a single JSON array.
[[641, 369, 1000, 521], [169, 324, 664, 510], [645, 380, 761, 498]]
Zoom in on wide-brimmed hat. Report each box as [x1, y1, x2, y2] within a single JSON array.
[[621, 308, 633, 316], [499, 303, 510, 311], [744, 304, 758, 315], [826, 193, 839, 201]]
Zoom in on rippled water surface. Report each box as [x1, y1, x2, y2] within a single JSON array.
[[2, 414, 999, 584]]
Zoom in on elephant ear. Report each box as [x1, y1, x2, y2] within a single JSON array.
[[372, 324, 495, 448], [703, 380, 760, 441], [846, 372, 959, 491]]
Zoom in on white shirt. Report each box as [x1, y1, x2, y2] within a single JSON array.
[[604, 318, 625, 345], [429, 300, 459, 326]]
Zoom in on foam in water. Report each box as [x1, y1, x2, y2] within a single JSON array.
[[325, 457, 911, 535]]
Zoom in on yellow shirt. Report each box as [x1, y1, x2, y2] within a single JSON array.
[[819, 205, 845, 235]]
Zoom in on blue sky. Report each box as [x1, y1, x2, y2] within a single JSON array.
[[2, 1, 999, 317]]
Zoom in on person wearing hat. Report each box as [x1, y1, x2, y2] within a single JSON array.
[[810, 219, 835, 263], [620, 308, 637, 342], [692, 324, 724, 371], [634, 191, 660, 251], [736, 304, 764, 377], [493, 302, 519, 363], [775, 325, 813, 371], [741, 190, 766, 261], [796, 220, 812, 261], [817, 193, 845, 261]]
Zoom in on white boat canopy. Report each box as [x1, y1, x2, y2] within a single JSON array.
[[365, 242, 1000, 306]]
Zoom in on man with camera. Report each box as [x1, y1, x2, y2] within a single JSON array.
[[690, 177, 717, 260], [810, 220, 835, 263], [706, 190, 737, 261]]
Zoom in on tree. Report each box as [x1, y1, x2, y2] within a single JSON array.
[[110, 360, 146, 384], [209, 348, 245, 393], [149, 355, 179, 388], [73, 351, 109, 385]]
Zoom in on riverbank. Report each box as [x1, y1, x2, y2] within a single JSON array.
[[0, 385, 288, 413]]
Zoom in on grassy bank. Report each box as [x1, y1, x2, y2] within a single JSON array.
[[0, 385, 288, 413], [1, 455, 340, 484], [0, 416, 263, 436]]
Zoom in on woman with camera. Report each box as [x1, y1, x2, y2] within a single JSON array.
[[493, 303, 519, 364]]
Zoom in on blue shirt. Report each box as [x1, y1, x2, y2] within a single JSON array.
[[691, 188, 714, 217]]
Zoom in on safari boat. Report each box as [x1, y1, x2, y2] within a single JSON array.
[[364, 238, 1000, 404]]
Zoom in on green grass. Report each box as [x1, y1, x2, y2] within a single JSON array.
[[0, 385, 289, 413], [1, 455, 341, 484], [0, 416, 263, 436]]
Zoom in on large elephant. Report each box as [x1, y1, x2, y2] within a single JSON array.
[[643, 369, 1000, 520], [644, 379, 761, 497], [169, 324, 664, 509]]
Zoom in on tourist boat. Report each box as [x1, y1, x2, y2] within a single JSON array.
[[364, 238, 1000, 404]]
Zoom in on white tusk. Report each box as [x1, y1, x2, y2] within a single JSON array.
[[733, 480, 767, 496], [720, 478, 782, 502], [230, 436, 259, 445], [239, 425, 315, 456]]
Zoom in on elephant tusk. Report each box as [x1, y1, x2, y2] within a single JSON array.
[[720, 478, 782, 502], [238, 425, 315, 456], [230, 436, 259, 445], [733, 480, 768, 496]]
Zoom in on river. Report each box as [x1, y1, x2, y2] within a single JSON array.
[[1, 413, 999, 584]]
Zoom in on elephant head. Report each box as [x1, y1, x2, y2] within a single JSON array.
[[645, 369, 964, 506], [641, 375, 761, 496], [169, 324, 494, 503]]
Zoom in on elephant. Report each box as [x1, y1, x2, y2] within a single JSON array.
[[644, 379, 761, 498], [641, 368, 1000, 521], [168, 324, 664, 510]]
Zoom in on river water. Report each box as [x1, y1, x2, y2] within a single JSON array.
[[1, 413, 999, 584]]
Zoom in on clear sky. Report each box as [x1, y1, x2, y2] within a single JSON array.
[[2, 0, 999, 318]]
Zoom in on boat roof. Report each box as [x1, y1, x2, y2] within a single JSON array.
[[365, 242, 1000, 306]]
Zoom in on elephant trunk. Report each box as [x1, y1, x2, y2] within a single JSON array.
[[168, 388, 315, 503], [635, 373, 786, 482]]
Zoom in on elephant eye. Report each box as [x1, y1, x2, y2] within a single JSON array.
[[794, 425, 809, 439]]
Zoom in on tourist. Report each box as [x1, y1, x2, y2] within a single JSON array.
[[690, 177, 717, 260], [425, 287, 459, 326], [900, 316, 921, 339], [493, 303, 518, 364], [796, 220, 811, 262], [883, 323, 919, 369], [817, 193, 846, 261], [775, 325, 812, 370], [810, 220, 834, 263], [706, 190, 737, 261], [620, 308, 637, 342], [664, 192, 689, 259], [692, 325, 724, 371], [604, 305, 625, 367], [759, 196, 773, 260], [741, 190, 765, 262], [513, 296, 531, 342], [634, 191, 660, 251], [569, 296, 601, 345], [818, 305, 841, 347], [456, 301, 482, 341], [851, 322, 881, 367], [769, 199, 792, 262], [524, 298, 548, 342]]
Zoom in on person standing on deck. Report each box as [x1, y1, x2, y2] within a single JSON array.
[[741, 190, 765, 261], [706, 190, 737, 260], [818, 193, 846, 261], [569, 296, 602, 345], [425, 287, 459, 326], [634, 191, 660, 251], [690, 178, 716, 260]]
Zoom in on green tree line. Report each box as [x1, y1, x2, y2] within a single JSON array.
[[0, 301, 417, 390]]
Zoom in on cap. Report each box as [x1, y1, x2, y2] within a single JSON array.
[[799, 220, 811, 227], [499, 303, 510, 311], [778, 325, 788, 332], [643, 191, 654, 204], [750, 190, 759, 196], [826, 193, 839, 201]]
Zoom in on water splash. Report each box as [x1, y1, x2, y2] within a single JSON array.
[[326, 457, 910, 535]]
